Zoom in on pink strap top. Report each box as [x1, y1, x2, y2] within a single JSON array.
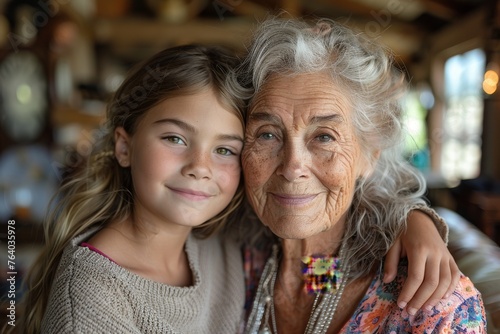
[[80, 242, 116, 263]]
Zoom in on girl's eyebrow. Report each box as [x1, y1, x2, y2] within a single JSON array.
[[219, 134, 245, 143], [153, 118, 244, 143], [153, 118, 196, 132]]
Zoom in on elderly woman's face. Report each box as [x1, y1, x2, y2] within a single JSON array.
[[242, 72, 370, 239]]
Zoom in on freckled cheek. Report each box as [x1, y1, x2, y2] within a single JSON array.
[[314, 150, 356, 187], [242, 152, 277, 215], [311, 151, 339, 180], [324, 152, 359, 210], [242, 151, 275, 189], [213, 162, 242, 195]]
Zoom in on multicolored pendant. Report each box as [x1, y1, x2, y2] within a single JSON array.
[[301, 255, 343, 294]]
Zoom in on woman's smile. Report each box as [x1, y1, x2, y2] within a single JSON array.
[[270, 193, 318, 206], [242, 72, 363, 239]]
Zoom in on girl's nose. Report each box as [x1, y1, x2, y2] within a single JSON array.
[[181, 151, 212, 180]]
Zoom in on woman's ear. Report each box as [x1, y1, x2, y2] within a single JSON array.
[[115, 127, 131, 167]]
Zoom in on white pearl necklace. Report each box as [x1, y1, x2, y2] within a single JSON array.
[[245, 244, 351, 334]]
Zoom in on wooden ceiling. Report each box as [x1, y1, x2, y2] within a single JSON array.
[[130, 0, 489, 28], [3, 0, 492, 63], [94, 0, 491, 62]]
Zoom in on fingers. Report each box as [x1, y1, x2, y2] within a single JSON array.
[[404, 257, 449, 315], [397, 254, 460, 316], [396, 208, 461, 315], [443, 258, 460, 299], [383, 239, 402, 283], [393, 208, 461, 315], [419, 258, 461, 311], [396, 252, 427, 312]]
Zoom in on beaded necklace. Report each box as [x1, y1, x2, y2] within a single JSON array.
[[245, 243, 351, 334]]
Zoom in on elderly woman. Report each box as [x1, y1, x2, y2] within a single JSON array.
[[240, 18, 486, 333]]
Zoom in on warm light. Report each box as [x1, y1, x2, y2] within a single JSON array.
[[483, 69, 499, 95], [484, 70, 499, 84], [483, 80, 497, 94]]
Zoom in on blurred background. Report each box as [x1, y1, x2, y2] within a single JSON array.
[[0, 0, 499, 321]]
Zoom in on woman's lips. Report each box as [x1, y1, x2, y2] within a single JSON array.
[[270, 193, 317, 206]]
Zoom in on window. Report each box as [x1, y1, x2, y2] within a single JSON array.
[[403, 89, 430, 171], [441, 48, 485, 182]]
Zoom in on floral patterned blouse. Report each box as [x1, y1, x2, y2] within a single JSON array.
[[242, 245, 487, 333]]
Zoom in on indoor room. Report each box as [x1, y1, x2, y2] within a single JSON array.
[[0, 0, 499, 332]]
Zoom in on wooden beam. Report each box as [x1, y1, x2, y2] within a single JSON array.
[[93, 18, 256, 52], [308, 0, 380, 18], [418, 0, 458, 21], [279, 0, 302, 17]]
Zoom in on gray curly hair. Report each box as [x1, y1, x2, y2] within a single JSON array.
[[238, 17, 427, 278]]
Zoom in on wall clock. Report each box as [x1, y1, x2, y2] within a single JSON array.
[[0, 50, 48, 142]]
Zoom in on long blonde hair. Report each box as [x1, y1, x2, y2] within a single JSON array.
[[15, 44, 248, 334]]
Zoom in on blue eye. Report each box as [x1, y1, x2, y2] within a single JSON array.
[[259, 133, 275, 140], [317, 134, 334, 142]]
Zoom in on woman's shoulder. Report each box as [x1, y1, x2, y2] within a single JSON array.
[[345, 260, 486, 333], [433, 275, 486, 327], [390, 261, 484, 314], [392, 261, 486, 327], [397, 274, 486, 332]]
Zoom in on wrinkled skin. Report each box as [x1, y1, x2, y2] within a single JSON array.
[[241, 72, 459, 331], [243, 72, 372, 246]]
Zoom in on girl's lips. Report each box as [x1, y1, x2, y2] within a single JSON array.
[[271, 193, 317, 206], [169, 187, 213, 201]]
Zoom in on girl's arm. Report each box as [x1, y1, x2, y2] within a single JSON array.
[[384, 206, 460, 316]]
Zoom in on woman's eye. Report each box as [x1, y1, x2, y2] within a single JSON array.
[[216, 147, 235, 156], [258, 132, 275, 140], [317, 134, 334, 142], [163, 136, 186, 145]]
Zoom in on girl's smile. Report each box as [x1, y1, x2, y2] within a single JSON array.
[[115, 88, 244, 230], [167, 186, 214, 201]]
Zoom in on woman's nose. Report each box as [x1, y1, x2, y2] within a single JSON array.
[[181, 150, 212, 180], [277, 141, 309, 181]]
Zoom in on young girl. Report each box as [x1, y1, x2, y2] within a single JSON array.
[[16, 45, 456, 333], [22, 45, 247, 333]]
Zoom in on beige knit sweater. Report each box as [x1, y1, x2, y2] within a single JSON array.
[[41, 229, 245, 333]]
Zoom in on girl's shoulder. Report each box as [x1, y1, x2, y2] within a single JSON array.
[[54, 228, 129, 291], [42, 231, 138, 333]]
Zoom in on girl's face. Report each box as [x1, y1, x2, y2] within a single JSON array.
[[115, 89, 243, 230]]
